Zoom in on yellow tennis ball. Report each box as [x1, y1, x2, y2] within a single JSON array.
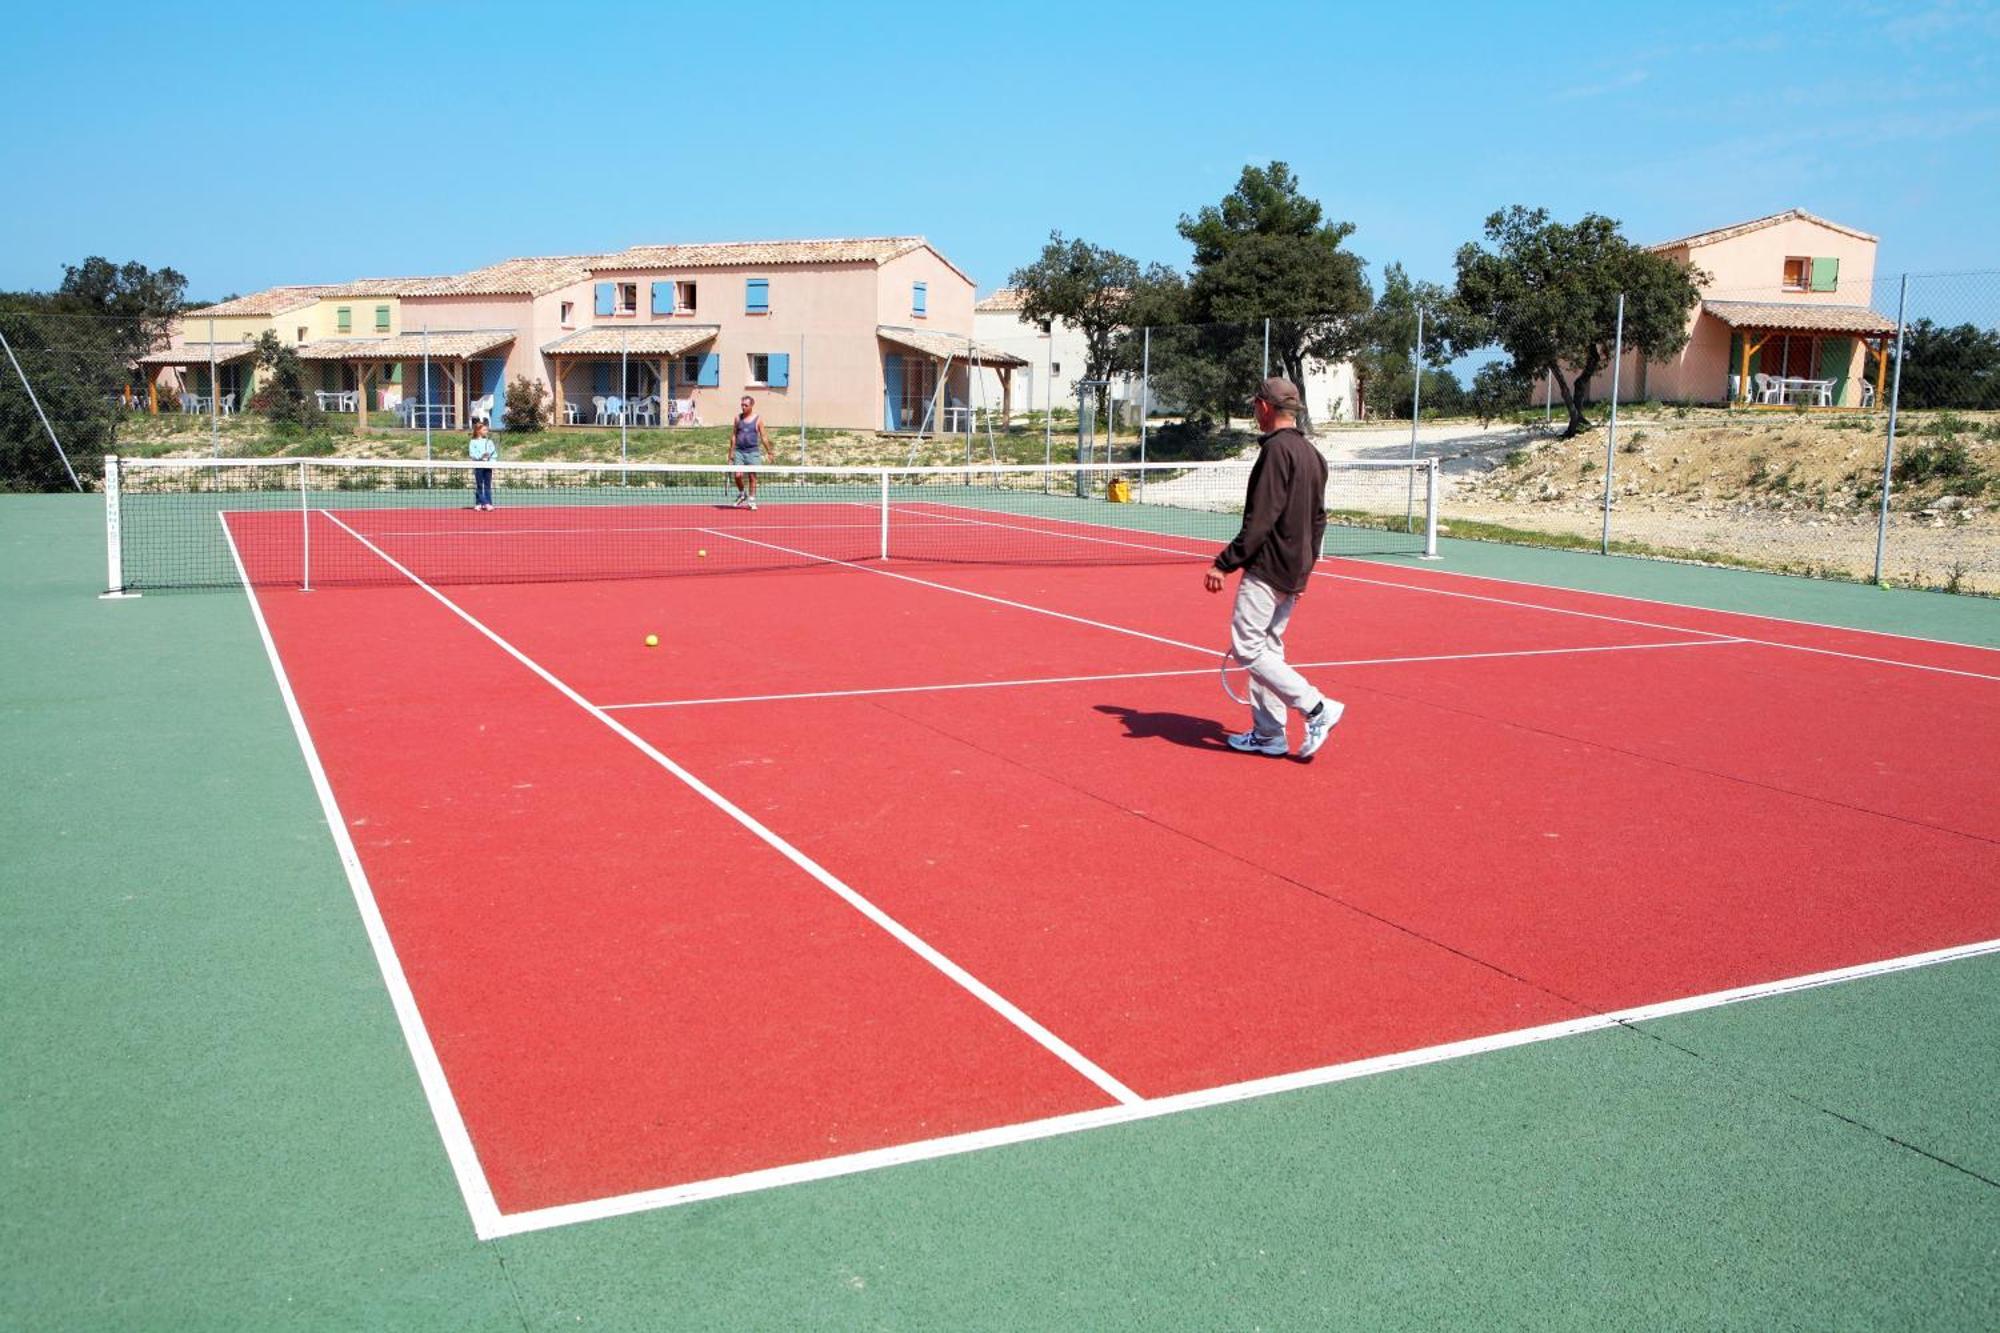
[[697, 548, 707, 558], [644, 634, 659, 647]]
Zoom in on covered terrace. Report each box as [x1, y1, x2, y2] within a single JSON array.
[[877, 325, 1030, 434], [1709, 300, 1901, 409], [541, 325, 720, 426], [296, 330, 514, 428]]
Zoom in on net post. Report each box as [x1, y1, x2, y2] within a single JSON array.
[[300, 460, 312, 591], [99, 454, 137, 598], [879, 470, 890, 560], [1421, 458, 1441, 560]]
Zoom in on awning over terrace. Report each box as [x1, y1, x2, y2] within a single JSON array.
[[136, 341, 261, 367], [541, 325, 720, 425], [877, 325, 1030, 432], [1704, 301, 1900, 408], [294, 330, 515, 426], [876, 325, 1030, 368]]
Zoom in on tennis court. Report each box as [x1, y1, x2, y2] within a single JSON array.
[[92, 456, 2000, 1244]]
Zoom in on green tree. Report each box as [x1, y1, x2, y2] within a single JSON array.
[[1008, 233, 1144, 422], [1470, 361, 1532, 426], [1896, 320, 2000, 410], [248, 330, 325, 432], [1352, 262, 1453, 420], [1177, 163, 1372, 429], [1448, 207, 1703, 438]]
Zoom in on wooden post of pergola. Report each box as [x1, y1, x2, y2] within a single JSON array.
[[453, 360, 467, 429], [1737, 334, 1771, 404], [1000, 367, 1013, 427], [356, 363, 375, 429]]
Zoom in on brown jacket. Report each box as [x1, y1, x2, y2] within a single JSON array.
[[1211, 428, 1328, 595]]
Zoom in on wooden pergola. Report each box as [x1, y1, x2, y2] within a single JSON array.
[[296, 330, 515, 428], [1706, 300, 1901, 409], [877, 325, 1031, 430], [540, 325, 721, 425]]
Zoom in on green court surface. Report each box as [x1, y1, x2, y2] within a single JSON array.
[[4, 491, 1997, 1328]]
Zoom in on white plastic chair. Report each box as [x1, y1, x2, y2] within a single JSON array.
[[604, 395, 625, 425], [1754, 373, 1783, 405], [220, 393, 236, 415], [470, 394, 494, 424], [1859, 382, 1875, 408], [591, 395, 608, 423], [562, 400, 580, 424], [629, 396, 657, 426]]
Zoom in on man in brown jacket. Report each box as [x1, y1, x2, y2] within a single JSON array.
[[1204, 377, 1343, 759]]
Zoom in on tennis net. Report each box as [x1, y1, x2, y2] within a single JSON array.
[[103, 455, 1439, 593]]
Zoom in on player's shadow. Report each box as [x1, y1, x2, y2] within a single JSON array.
[[1094, 703, 1232, 752]]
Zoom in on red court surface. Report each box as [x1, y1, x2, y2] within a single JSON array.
[[224, 503, 2000, 1235]]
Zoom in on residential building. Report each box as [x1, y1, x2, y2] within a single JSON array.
[[973, 289, 1359, 426], [1562, 209, 1899, 408]]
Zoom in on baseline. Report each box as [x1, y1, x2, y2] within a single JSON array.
[[485, 934, 2000, 1237]]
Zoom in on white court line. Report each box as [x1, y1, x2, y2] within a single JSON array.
[[216, 513, 507, 1240], [483, 933, 2000, 1237], [896, 502, 2000, 682], [345, 518, 982, 539], [315, 510, 1142, 1116], [599, 638, 1740, 711], [701, 527, 1216, 655]]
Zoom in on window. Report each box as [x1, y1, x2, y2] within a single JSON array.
[[676, 281, 698, 313], [745, 278, 769, 314], [296, 326, 308, 342], [336, 306, 352, 332], [374, 305, 391, 331], [680, 354, 704, 384], [913, 281, 927, 317], [1783, 258, 1809, 291], [617, 283, 638, 315], [560, 301, 575, 328], [748, 353, 771, 385]]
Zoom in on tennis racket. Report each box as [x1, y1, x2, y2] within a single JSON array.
[[1219, 649, 1252, 706]]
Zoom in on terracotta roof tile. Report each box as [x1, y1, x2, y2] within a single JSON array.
[[878, 325, 1030, 367], [404, 256, 597, 298], [1651, 209, 1877, 252], [541, 325, 721, 356], [1702, 300, 1898, 334], [295, 331, 517, 360]]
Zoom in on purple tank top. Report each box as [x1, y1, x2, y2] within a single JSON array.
[[733, 415, 760, 450]]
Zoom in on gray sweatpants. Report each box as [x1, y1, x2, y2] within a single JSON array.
[[1230, 573, 1325, 737]]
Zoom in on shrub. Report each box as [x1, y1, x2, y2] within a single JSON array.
[[1145, 415, 1233, 462], [504, 376, 550, 433]]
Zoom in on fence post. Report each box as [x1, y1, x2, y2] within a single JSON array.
[[619, 327, 629, 478], [1874, 274, 1910, 585], [1138, 326, 1150, 499], [1261, 318, 1270, 379], [0, 325, 82, 491], [878, 471, 890, 560], [422, 325, 432, 472], [1602, 293, 1625, 555], [208, 317, 219, 457], [1405, 306, 1424, 530], [798, 332, 807, 465], [1422, 458, 1441, 560]]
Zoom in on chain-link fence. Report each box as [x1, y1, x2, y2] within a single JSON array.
[[6, 276, 1996, 593]]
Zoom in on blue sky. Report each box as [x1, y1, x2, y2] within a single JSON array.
[[6, 0, 1995, 302]]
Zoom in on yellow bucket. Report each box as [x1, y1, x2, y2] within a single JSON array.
[[1107, 478, 1132, 504]]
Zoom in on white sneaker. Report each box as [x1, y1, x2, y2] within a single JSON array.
[[733, 493, 748, 508], [1297, 700, 1344, 759], [1226, 727, 1288, 757], [747, 497, 758, 510]]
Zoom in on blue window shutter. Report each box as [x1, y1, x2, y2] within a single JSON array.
[[698, 352, 720, 387], [884, 355, 903, 430], [768, 353, 789, 388], [746, 278, 769, 313], [593, 363, 610, 395], [651, 281, 674, 315], [913, 281, 927, 315], [594, 282, 615, 316]]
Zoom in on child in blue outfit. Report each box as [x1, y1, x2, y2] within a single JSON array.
[[468, 420, 497, 510]]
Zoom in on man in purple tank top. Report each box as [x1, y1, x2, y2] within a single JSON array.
[[730, 395, 769, 510]]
